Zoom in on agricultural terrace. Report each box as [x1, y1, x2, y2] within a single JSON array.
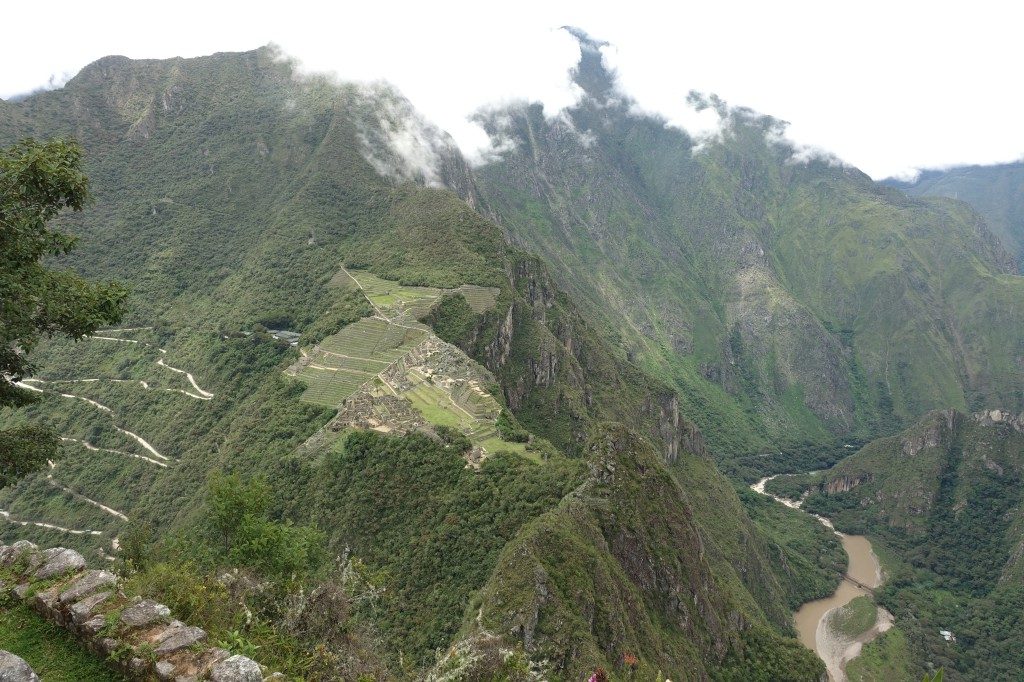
[[297, 269, 528, 459], [294, 317, 426, 406]]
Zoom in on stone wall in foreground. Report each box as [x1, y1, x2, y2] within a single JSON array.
[[0, 540, 277, 681]]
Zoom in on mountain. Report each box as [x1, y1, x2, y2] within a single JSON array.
[[887, 162, 1024, 271], [471, 31, 1024, 469], [790, 409, 1024, 680], [0, 47, 835, 679]]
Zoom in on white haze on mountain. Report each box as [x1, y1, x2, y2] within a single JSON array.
[[2, 0, 1022, 180]]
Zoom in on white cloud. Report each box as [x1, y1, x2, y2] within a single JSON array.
[[1, 0, 1021, 179]]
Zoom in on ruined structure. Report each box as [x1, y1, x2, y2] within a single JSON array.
[[0, 541, 275, 681]]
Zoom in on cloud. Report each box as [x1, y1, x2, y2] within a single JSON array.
[[346, 82, 457, 187], [1, 0, 1022, 179]]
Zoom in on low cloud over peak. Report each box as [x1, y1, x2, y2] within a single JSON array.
[[2, 1, 1021, 179]]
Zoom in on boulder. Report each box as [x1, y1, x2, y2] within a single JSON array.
[[0, 541, 37, 566], [0, 650, 39, 682], [32, 583, 63, 611], [155, 660, 177, 680], [82, 615, 107, 636], [33, 548, 85, 580], [210, 655, 264, 682]]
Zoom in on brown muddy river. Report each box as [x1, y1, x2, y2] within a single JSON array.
[[752, 477, 888, 682]]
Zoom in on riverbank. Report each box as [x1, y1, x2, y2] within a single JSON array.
[[752, 476, 892, 682]]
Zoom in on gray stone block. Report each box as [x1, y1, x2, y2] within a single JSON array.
[[210, 655, 263, 682], [70, 590, 113, 624], [33, 548, 85, 580], [153, 625, 207, 654], [59, 569, 117, 604], [120, 599, 171, 629], [0, 650, 39, 682]]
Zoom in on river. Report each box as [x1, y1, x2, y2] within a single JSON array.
[[752, 476, 893, 682]]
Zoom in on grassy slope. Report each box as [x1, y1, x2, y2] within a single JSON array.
[[889, 162, 1024, 268], [474, 44, 1024, 462], [0, 602, 122, 681]]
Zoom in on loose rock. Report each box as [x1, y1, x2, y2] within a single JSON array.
[[0, 650, 39, 682], [210, 654, 264, 682]]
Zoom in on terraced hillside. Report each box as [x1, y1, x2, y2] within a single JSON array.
[[291, 268, 524, 461]]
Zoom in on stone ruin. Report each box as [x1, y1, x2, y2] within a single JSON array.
[[0, 540, 276, 681], [330, 391, 428, 435]]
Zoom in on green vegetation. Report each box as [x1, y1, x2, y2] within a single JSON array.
[[0, 138, 128, 399], [294, 429, 584, 663], [763, 472, 823, 501], [0, 425, 58, 488], [0, 137, 126, 468], [889, 161, 1024, 269], [830, 596, 877, 639], [739, 486, 845, 609], [0, 601, 122, 681], [846, 627, 917, 682], [469, 425, 825, 681], [805, 411, 1024, 679], [475, 37, 1024, 462]]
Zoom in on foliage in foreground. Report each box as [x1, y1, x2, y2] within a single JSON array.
[[0, 138, 127, 409]]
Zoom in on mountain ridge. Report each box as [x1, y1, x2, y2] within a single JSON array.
[[0, 46, 833, 679]]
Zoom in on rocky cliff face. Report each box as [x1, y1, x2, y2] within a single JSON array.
[[455, 252, 709, 463]]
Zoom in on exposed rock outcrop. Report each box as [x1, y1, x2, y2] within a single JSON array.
[[824, 474, 872, 494], [974, 408, 1024, 433]]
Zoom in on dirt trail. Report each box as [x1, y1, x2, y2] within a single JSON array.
[[46, 461, 129, 522], [60, 438, 167, 468], [0, 510, 103, 536], [85, 334, 216, 399], [47, 377, 208, 400], [17, 381, 172, 463], [155, 358, 214, 398]]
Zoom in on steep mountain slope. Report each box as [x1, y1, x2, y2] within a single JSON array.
[[443, 426, 824, 681], [473, 31, 1024, 464], [0, 48, 830, 678], [798, 409, 1024, 679], [888, 161, 1024, 270]]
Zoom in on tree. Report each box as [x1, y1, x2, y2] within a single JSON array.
[[1, 138, 128, 479]]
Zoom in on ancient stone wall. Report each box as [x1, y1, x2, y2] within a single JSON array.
[[0, 540, 275, 681]]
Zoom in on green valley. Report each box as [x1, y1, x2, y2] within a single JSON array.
[[473, 31, 1024, 464], [0, 46, 836, 680]]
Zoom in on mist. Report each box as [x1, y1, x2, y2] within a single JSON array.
[[2, 0, 1021, 180]]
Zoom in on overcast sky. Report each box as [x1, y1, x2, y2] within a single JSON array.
[[3, 1, 1021, 179]]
